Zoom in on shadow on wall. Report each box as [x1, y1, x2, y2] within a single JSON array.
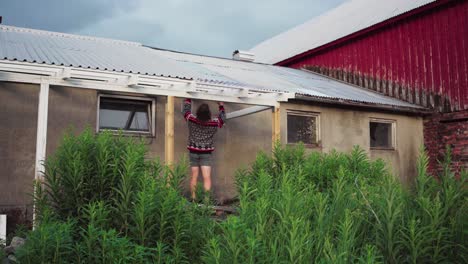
[[0, 206, 32, 238]]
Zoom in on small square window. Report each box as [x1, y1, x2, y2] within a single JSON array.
[[287, 111, 319, 145], [369, 120, 395, 149], [98, 95, 154, 134]]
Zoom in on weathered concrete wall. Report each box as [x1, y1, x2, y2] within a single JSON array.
[[161, 98, 272, 202], [0, 83, 425, 215], [46, 86, 98, 155], [0, 82, 39, 231], [280, 102, 424, 184], [45, 92, 272, 203]]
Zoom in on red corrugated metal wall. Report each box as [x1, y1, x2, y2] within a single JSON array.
[[282, 0, 468, 112]]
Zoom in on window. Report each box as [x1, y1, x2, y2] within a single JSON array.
[[287, 111, 320, 145], [369, 119, 395, 149], [98, 95, 155, 134]]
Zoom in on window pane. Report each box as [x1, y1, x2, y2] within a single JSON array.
[[99, 109, 131, 129], [130, 112, 149, 130], [370, 122, 392, 148], [99, 98, 151, 132], [287, 114, 317, 144]]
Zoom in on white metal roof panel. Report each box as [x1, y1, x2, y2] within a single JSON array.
[[0, 25, 422, 109], [0, 25, 193, 79], [250, 0, 435, 64]]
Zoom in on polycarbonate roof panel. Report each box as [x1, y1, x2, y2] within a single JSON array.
[[153, 49, 422, 108], [250, 0, 435, 64], [0, 25, 193, 79]]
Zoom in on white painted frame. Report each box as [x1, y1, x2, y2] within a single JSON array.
[[369, 118, 397, 150], [35, 82, 49, 181], [0, 214, 6, 245], [0, 61, 295, 106], [97, 94, 157, 136], [286, 110, 321, 145], [226, 105, 271, 120]]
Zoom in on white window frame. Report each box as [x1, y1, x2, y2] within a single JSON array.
[[97, 94, 156, 136], [369, 118, 396, 150], [286, 110, 321, 146]]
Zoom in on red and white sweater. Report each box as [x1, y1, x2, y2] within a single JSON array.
[[182, 99, 226, 153]]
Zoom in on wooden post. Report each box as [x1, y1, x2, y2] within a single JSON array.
[[272, 104, 280, 150], [165, 96, 175, 167]]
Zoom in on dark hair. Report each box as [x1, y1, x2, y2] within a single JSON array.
[[196, 103, 211, 122]]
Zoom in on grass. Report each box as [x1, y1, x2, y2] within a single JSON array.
[[15, 129, 467, 263]]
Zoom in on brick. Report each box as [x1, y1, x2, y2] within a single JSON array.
[[424, 110, 468, 176]]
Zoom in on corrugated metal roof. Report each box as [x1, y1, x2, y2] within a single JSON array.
[[152, 49, 422, 109], [0, 25, 422, 110], [0, 25, 193, 79], [250, 0, 436, 64]]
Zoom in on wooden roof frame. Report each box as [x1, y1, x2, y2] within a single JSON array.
[[0, 60, 283, 225], [0, 60, 294, 106]]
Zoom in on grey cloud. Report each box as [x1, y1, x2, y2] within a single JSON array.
[[1, 0, 344, 57], [0, 0, 140, 32]]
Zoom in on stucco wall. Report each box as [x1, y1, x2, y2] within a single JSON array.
[[280, 102, 424, 184], [44, 91, 273, 202], [0, 82, 39, 229], [164, 98, 272, 202], [46, 86, 98, 155]]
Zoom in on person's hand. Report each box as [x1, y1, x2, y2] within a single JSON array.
[[218, 102, 224, 106]]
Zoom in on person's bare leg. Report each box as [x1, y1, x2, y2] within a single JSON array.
[[190, 166, 200, 200], [200, 166, 212, 192]]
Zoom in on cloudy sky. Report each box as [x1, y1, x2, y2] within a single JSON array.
[[0, 0, 344, 58]]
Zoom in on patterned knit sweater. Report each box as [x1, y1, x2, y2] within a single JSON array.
[[182, 99, 226, 153]]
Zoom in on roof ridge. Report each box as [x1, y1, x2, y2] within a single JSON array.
[[250, 0, 436, 64], [147, 46, 275, 66], [0, 25, 142, 47]]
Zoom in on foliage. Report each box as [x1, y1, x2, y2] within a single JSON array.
[[0, 243, 5, 260], [204, 144, 467, 263], [24, 129, 212, 263], [15, 220, 75, 263], [19, 130, 467, 263]]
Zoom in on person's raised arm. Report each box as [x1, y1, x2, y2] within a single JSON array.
[[182, 98, 192, 121], [217, 102, 226, 128]]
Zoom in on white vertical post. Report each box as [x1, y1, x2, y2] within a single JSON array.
[[0, 214, 6, 245], [33, 81, 49, 226], [35, 82, 49, 181]]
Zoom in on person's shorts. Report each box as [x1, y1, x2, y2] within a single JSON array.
[[189, 152, 213, 167]]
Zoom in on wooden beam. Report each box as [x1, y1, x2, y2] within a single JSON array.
[[127, 74, 139, 87], [272, 104, 280, 149], [165, 96, 175, 166], [0, 71, 284, 106], [0, 61, 295, 106]]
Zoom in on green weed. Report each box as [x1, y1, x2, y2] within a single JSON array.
[[18, 129, 467, 263]]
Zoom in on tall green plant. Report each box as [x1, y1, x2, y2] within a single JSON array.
[[23, 129, 215, 263], [15, 220, 75, 264], [20, 130, 467, 263]]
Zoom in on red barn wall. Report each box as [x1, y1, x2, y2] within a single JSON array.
[[278, 0, 468, 175], [281, 0, 467, 113]]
